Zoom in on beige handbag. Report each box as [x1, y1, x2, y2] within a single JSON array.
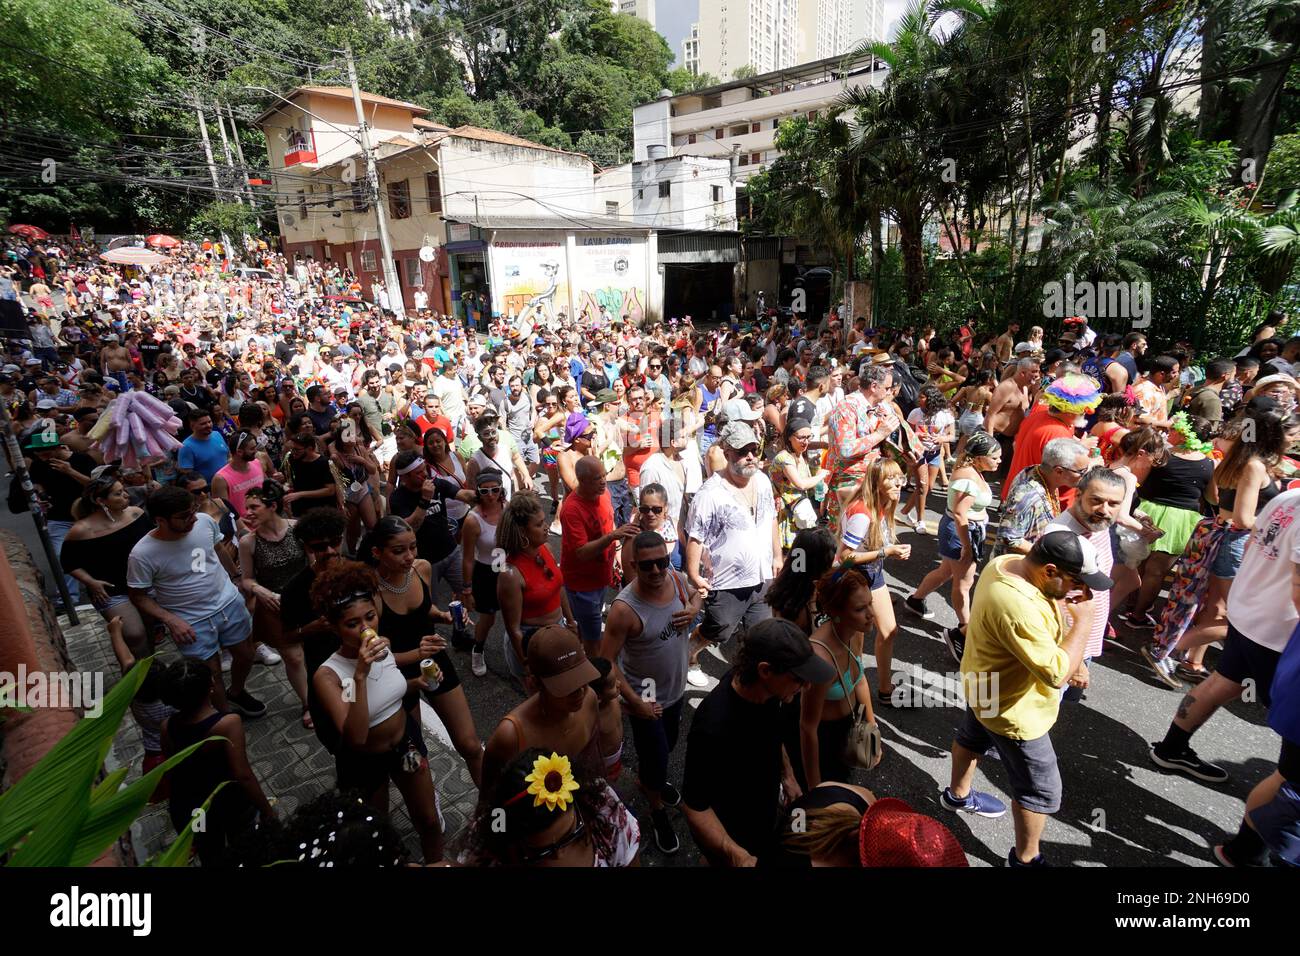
[[811, 636, 883, 771]]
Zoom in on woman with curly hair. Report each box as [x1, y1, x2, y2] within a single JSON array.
[[461, 747, 639, 866], [309, 559, 444, 862], [1089, 391, 1138, 465], [838, 458, 911, 701], [902, 385, 955, 531], [496, 490, 576, 684], [800, 567, 882, 788]]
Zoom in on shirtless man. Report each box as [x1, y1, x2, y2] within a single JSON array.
[[985, 357, 1040, 478], [62, 407, 104, 464], [994, 322, 1019, 364], [100, 334, 134, 390]]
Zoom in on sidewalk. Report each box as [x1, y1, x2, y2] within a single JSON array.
[[60, 609, 479, 864]]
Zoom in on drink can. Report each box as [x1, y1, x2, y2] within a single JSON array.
[[420, 658, 443, 690], [449, 600, 466, 631]]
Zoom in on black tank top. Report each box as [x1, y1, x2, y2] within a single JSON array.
[[1220, 476, 1282, 515], [166, 710, 249, 831], [1139, 455, 1215, 511], [378, 571, 433, 680]]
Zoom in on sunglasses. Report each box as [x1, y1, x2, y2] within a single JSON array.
[[478, 486, 503, 496], [638, 504, 664, 515], [648, 364, 662, 369], [534, 552, 555, 580], [580, 430, 596, 440], [638, 555, 670, 573], [732, 444, 760, 458]]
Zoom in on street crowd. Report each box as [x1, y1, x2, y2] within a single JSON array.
[[2, 234, 1297, 869]]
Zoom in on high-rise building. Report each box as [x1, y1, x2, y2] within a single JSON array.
[[849, 0, 886, 50], [682, 23, 700, 75], [614, 0, 656, 27], [691, 0, 799, 79]]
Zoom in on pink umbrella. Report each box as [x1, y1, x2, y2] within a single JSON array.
[[7, 224, 50, 240], [100, 248, 169, 266], [145, 234, 180, 249]]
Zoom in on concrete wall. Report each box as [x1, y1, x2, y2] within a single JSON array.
[[633, 156, 736, 230], [440, 138, 595, 223]]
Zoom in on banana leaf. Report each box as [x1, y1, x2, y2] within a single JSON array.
[[0, 657, 151, 854], [148, 782, 229, 868]]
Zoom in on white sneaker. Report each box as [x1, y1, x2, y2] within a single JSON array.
[[686, 667, 709, 688], [914, 520, 930, 535], [220, 649, 233, 673], [471, 649, 487, 677], [254, 643, 282, 666]]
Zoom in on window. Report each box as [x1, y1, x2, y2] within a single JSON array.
[[297, 190, 307, 219], [751, 122, 760, 134], [751, 152, 762, 165], [714, 128, 724, 140], [729, 125, 748, 137], [712, 185, 723, 202], [388, 179, 411, 219], [325, 184, 335, 208], [605, 201, 619, 216], [658, 181, 671, 198], [425, 171, 442, 213], [807, 110, 819, 120], [406, 258, 423, 287], [688, 133, 697, 145], [360, 249, 377, 272], [738, 154, 749, 167], [637, 188, 644, 200]]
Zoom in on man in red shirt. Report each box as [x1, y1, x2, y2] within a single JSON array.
[[413, 394, 453, 443], [560, 456, 639, 650], [1003, 374, 1101, 508]]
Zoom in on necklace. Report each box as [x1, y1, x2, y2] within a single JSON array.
[[378, 568, 413, 594]]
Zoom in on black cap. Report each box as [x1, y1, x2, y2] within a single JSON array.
[[1031, 531, 1113, 590], [742, 619, 837, 683]]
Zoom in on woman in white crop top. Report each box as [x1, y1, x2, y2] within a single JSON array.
[[310, 559, 445, 862]]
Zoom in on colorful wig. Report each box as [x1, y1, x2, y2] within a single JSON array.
[[1044, 373, 1103, 416]]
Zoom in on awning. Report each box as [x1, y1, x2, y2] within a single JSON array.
[[100, 248, 169, 266]]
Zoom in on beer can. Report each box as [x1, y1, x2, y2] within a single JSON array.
[[449, 600, 466, 631], [420, 657, 443, 690]]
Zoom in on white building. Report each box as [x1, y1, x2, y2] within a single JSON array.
[[795, 0, 851, 64], [681, 23, 700, 75], [614, 0, 655, 26], [631, 156, 737, 231], [632, 52, 886, 181], [849, 0, 886, 49], [690, 0, 798, 79]]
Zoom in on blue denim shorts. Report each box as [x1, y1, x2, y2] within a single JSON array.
[[179, 597, 253, 662], [937, 514, 987, 562], [1211, 527, 1250, 578]]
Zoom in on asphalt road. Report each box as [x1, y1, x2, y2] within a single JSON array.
[[2, 466, 1281, 867]]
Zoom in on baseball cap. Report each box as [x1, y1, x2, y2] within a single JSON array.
[[741, 619, 836, 684], [35, 398, 57, 411], [718, 420, 760, 450], [24, 357, 41, 366], [526, 625, 600, 696], [858, 798, 968, 867], [2, 364, 19, 374], [1014, 342, 1038, 355], [720, 397, 761, 422], [1031, 531, 1114, 590]]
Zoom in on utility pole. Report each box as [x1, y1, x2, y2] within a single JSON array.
[[213, 104, 244, 206], [225, 104, 257, 207], [345, 46, 405, 318], [194, 95, 233, 253]]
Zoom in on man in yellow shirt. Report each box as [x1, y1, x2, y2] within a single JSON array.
[[939, 531, 1110, 866]]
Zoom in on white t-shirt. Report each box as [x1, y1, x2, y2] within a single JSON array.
[[684, 471, 777, 588], [1226, 489, 1300, 652], [432, 375, 467, 425], [1044, 511, 1112, 659], [638, 452, 699, 527], [907, 408, 955, 454], [127, 513, 241, 622]]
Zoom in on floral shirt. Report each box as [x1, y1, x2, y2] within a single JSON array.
[[1132, 378, 1170, 423], [995, 466, 1061, 557], [826, 391, 896, 487]]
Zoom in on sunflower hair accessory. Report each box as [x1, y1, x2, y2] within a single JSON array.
[[505, 752, 580, 812], [1169, 412, 1214, 455]]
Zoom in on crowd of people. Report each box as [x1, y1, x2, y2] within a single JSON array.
[[3, 236, 1297, 869]]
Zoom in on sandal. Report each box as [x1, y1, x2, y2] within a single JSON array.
[[301, 707, 314, 730], [1175, 663, 1210, 684]]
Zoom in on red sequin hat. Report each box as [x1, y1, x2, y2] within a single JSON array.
[[858, 798, 968, 867]]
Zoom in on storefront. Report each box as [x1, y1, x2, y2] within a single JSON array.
[[445, 222, 492, 331]]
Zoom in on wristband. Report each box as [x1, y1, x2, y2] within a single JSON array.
[[418, 499, 434, 510]]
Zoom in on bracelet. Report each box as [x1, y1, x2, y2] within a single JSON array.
[[418, 499, 434, 510]]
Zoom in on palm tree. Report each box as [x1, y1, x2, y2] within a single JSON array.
[[1038, 182, 1184, 284]]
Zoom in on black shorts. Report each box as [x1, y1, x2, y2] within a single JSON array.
[[1218, 623, 1281, 707], [334, 708, 428, 795], [422, 649, 461, 699], [700, 583, 771, 644], [472, 561, 500, 614]]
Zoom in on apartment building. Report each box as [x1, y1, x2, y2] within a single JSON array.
[[614, 0, 655, 25], [632, 51, 886, 181]]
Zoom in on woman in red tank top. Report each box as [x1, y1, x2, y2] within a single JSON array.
[[496, 491, 576, 688]]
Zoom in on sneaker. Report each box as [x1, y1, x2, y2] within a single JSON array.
[[940, 787, 1007, 818], [220, 649, 233, 674], [1007, 848, 1049, 867], [659, 782, 682, 808], [1212, 844, 1236, 868], [650, 808, 680, 855], [942, 626, 965, 664], [471, 648, 487, 677], [1148, 742, 1229, 784], [686, 667, 709, 688], [1125, 611, 1158, 629], [896, 511, 915, 529], [914, 520, 930, 535], [254, 643, 282, 666], [1140, 644, 1185, 690], [905, 595, 934, 619], [226, 689, 267, 719], [1175, 663, 1210, 684]]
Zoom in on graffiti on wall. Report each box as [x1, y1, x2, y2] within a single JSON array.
[[491, 238, 569, 335], [573, 234, 647, 325], [577, 286, 645, 325]]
